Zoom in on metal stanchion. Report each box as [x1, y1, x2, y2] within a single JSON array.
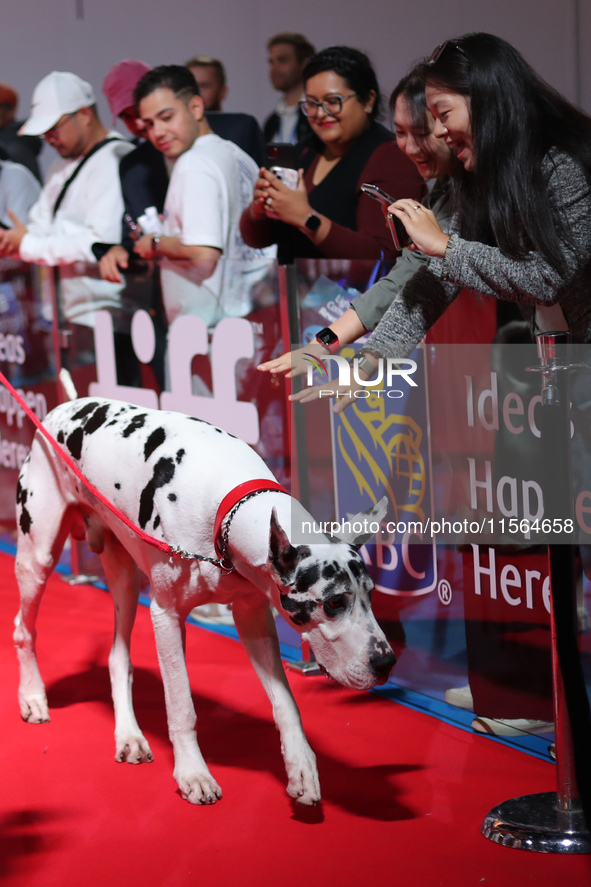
[[277, 263, 321, 676], [482, 331, 591, 853]]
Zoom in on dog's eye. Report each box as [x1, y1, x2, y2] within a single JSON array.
[[324, 595, 347, 616]]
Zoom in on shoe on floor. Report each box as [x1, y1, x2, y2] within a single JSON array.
[[444, 685, 474, 709], [471, 716, 554, 736]]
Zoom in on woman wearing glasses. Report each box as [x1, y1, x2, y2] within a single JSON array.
[[240, 45, 424, 261], [257, 67, 458, 378]]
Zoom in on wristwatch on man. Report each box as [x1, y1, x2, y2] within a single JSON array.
[[315, 327, 340, 354], [151, 234, 161, 253], [304, 212, 322, 233]]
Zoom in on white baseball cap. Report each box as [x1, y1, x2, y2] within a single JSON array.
[[19, 71, 95, 136]]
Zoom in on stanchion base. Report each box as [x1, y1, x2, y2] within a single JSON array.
[[285, 660, 322, 676], [62, 574, 102, 586], [482, 791, 591, 854]]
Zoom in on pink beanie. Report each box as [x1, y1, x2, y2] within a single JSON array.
[[102, 59, 152, 121]]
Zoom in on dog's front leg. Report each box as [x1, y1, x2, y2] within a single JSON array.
[[150, 597, 222, 805], [232, 597, 321, 805]]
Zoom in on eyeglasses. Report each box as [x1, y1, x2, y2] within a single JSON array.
[[44, 111, 79, 141], [299, 94, 357, 118], [428, 40, 466, 64]]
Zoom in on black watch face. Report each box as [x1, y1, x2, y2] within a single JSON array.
[[317, 327, 338, 346], [305, 214, 321, 232]]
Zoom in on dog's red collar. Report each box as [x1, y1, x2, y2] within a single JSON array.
[[213, 480, 289, 558]]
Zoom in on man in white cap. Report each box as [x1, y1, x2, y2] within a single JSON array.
[[0, 71, 132, 285], [0, 71, 136, 381]]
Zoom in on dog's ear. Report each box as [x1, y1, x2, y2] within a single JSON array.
[[268, 507, 299, 585], [332, 495, 389, 549]]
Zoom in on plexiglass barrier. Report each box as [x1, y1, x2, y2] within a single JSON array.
[[2, 254, 589, 744]]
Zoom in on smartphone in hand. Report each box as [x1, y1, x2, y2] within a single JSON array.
[[360, 183, 412, 250], [269, 166, 299, 189], [124, 214, 143, 240]]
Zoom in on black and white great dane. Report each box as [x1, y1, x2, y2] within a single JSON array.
[[13, 397, 395, 806]]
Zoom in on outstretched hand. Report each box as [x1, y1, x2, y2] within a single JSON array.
[[257, 342, 327, 379], [289, 378, 364, 414]]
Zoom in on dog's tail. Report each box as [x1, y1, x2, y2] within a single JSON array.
[[58, 368, 78, 401]]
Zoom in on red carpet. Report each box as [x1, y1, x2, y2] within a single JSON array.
[[0, 551, 590, 887]]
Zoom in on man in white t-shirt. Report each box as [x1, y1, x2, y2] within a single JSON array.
[[0, 71, 133, 327], [133, 65, 274, 325]]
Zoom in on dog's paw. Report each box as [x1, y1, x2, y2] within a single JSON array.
[[287, 775, 322, 806], [176, 771, 223, 805], [19, 693, 50, 724], [285, 742, 321, 806], [115, 735, 154, 764]]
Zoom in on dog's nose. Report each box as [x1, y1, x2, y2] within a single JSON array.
[[369, 649, 396, 684]]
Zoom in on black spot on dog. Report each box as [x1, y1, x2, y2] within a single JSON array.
[[295, 563, 320, 594], [348, 559, 363, 579], [19, 508, 32, 534], [57, 430, 65, 443], [66, 427, 84, 460], [138, 457, 176, 528], [72, 402, 100, 421], [16, 481, 27, 505], [154, 458, 175, 487], [122, 413, 147, 438], [85, 404, 110, 435], [322, 563, 338, 580], [144, 427, 166, 460], [153, 515, 160, 530], [280, 593, 316, 626], [114, 483, 121, 490], [168, 493, 177, 502], [176, 449, 185, 464]]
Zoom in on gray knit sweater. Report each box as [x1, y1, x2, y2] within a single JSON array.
[[365, 149, 591, 358]]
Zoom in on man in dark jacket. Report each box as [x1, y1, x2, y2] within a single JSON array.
[[263, 33, 315, 145]]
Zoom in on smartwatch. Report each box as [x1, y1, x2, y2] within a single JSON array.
[[304, 212, 322, 233], [315, 327, 340, 354]]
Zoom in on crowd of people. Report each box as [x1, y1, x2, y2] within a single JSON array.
[[1, 31, 591, 739], [0, 30, 590, 400]]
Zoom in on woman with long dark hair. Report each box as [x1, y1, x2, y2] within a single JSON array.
[[365, 32, 591, 359]]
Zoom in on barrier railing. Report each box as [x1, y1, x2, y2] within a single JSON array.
[[2, 255, 591, 765]]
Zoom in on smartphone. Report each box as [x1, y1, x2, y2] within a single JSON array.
[[360, 183, 411, 250], [124, 214, 143, 240], [266, 142, 297, 169], [270, 166, 299, 189]]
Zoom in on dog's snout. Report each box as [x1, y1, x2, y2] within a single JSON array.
[[369, 649, 396, 684]]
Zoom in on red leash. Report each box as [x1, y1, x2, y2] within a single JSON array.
[[0, 370, 288, 567]]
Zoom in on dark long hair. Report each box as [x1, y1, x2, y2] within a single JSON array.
[[390, 69, 429, 129], [417, 32, 591, 272], [303, 46, 382, 120]]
